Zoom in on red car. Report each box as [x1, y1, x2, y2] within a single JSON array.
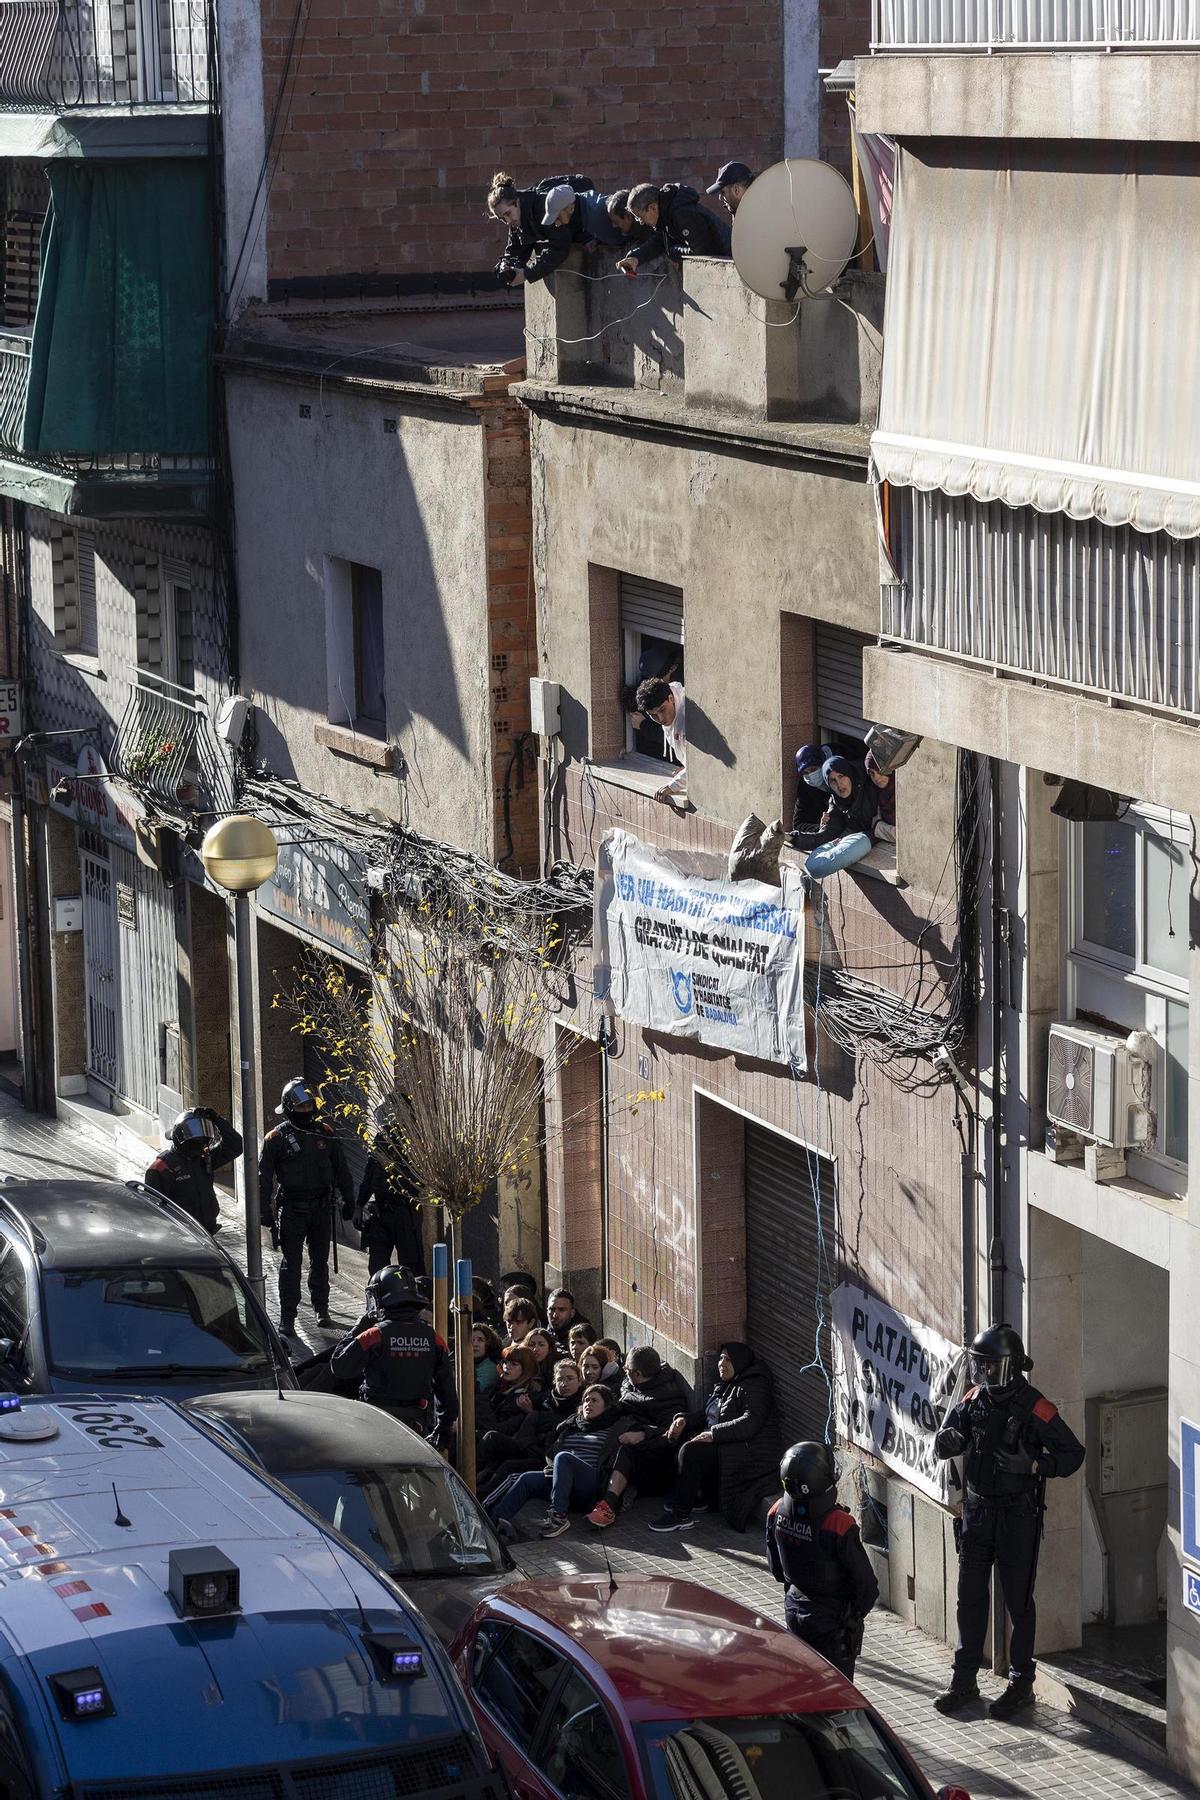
[[451, 1575, 969, 1800]]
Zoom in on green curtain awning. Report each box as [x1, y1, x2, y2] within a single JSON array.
[[23, 163, 212, 457]]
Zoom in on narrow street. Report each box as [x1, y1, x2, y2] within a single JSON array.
[[0, 1090, 1188, 1800]]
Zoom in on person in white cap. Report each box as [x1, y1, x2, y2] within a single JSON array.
[[540, 182, 641, 250]]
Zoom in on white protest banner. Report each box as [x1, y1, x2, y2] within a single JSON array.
[[593, 830, 806, 1070], [832, 1282, 966, 1506]]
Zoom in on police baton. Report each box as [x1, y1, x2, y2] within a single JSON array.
[[1024, 1474, 1048, 1613]]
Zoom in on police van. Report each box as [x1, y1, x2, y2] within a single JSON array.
[[0, 1392, 512, 1799]]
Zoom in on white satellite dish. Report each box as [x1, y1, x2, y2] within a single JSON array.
[[732, 158, 859, 303]]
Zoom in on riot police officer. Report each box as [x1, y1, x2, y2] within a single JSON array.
[[259, 1078, 355, 1337], [145, 1107, 243, 1235], [934, 1323, 1084, 1719], [355, 1103, 425, 1277], [330, 1265, 458, 1443], [766, 1441, 879, 1681]]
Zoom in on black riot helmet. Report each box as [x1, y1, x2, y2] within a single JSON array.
[[169, 1109, 218, 1157], [968, 1323, 1032, 1394], [781, 1440, 837, 1502], [367, 1265, 421, 1315], [276, 1077, 318, 1122]]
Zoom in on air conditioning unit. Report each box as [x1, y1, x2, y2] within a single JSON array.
[[1046, 1021, 1154, 1151]]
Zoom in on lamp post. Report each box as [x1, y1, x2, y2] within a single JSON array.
[[200, 814, 278, 1310]]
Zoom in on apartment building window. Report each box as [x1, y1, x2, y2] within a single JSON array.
[[52, 525, 97, 659], [813, 622, 870, 753], [164, 580, 195, 688], [352, 563, 385, 735], [1067, 806, 1189, 1179], [620, 574, 683, 762]]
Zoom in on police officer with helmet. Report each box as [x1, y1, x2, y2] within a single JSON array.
[[766, 1441, 879, 1680], [145, 1107, 243, 1235], [259, 1078, 355, 1337], [934, 1323, 1084, 1719], [331, 1265, 458, 1445]]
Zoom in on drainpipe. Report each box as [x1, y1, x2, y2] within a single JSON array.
[[987, 757, 1009, 1326]]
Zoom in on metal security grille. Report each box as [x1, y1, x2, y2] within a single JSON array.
[[81, 849, 119, 1089], [112, 846, 178, 1113], [744, 1122, 838, 1448], [619, 574, 684, 642], [814, 622, 870, 743]]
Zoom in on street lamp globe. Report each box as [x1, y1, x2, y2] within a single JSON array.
[[200, 814, 278, 894]]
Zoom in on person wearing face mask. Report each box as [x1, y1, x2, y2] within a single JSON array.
[[933, 1324, 1084, 1720], [789, 742, 834, 844], [478, 1358, 585, 1503], [803, 755, 879, 880], [486, 1384, 630, 1539], [648, 1341, 779, 1534]]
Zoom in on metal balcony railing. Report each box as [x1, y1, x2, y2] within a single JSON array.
[[872, 0, 1200, 46], [881, 486, 1200, 718], [110, 669, 230, 812], [0, 0, 209, 107], [0, 330, 208, 476]]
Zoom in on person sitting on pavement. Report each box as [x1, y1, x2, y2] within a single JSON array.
[[594, 1338, 625, 1395], [767, 1441, 879, 1683], [706, 160, 756, 216], [354, 1103, 424, 1277], [478, 1357, 585, 1502], [330, 1265, 458, 1445], [503, 1295, 541, 1346], [577, 1347, 606, 1390], [473, 1323, 503, 1400], [648, 1341, 780, 1534], [500, 1268, 539, 1304], [488, 170, 591, 287], [478, 1342, 542, 1443], [617, 182, 732, 276], [487, 1383, 631, 1540], [803, 755, 879, 881], [546, 1287, 590, 1354], [471, 1276, 501, 1328], [789, 742, 834, 844], [524, 1328, 556, 1380], [865, 750, 897, 844], [568, 1320, 598, 1357], [145, 1106, 243, 1235], [586, 1345, 694, 1528], [634, 676, 687, 805]]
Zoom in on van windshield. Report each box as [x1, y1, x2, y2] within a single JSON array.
[[635, 1714, 924, 1800], [281, 1463, 507, 1577], [43, 1265, 273, 1377]]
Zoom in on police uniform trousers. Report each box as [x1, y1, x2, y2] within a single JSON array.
[[362, 1218, 420, 1277], [954, 1490, 1040, 1680], [783, 1592, 858, 1682], [278, 1198, 333, 1316]]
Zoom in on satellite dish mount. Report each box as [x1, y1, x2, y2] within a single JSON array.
[[781, 246, 808, 303]]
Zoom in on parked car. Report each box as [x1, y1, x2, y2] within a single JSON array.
[[451, 1576, 971, 1800], [0, 1178, 295, 1399], [188, 1386, 520, 1641], [0, 1391, 510, 1799]]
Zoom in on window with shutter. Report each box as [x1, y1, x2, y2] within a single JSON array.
[[814, 622, 870, 746], [619, 574, 684, 761]]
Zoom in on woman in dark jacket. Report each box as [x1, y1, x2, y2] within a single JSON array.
[[478, 1357, 584, 1502], [805, 755, 879, 880], [486, 1384, 633, 1539], [648, 1342, 779, 1533], [487, 170, 588, 287]]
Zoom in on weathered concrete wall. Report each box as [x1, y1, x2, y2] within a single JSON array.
[[856, 50, 1200, 142], [227, 370, 498, 860]]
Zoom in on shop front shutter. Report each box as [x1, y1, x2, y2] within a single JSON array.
[[619, 574, 684, 643], [814, 622, 870, 742], [744, 1122, 838, 1449]]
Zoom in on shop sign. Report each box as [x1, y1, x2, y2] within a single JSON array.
[[47, 747, 142, 853], [257, 838, 371, 965], [593, 830, 806, 1069], [116, 881, 137, 929], [832, 1282, 967, 1508], [0, 680, 20, 744]]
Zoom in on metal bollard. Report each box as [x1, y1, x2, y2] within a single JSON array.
[[454, 1257, 475, 1490], [432, 1242, 450, 1351]]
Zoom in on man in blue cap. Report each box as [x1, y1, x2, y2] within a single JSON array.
[[707, 161, 756, 217]]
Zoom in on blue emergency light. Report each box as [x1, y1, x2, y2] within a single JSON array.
[[48, 1667, 114, 1722], [0, 1394, 21, 1412], [391, 1649, 424, 1677], [363, 1631, 424, 1682]]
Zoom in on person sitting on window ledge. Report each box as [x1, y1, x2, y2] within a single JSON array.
[[789, 742, 834, 844], [635, 676, 687, 805], [804, 755, 878, 879], [865, 750, 897, 844]]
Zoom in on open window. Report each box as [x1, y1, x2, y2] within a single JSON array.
[[1066, 803, 1189, 1191], [620, 574, 684, 764]]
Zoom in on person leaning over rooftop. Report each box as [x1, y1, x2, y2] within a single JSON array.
[[487, 170, 584, 287], [540, 182, 641, 251], [707, 160, 757, 216], [616, 181, 732, 276], [634, 676, 687, 804]]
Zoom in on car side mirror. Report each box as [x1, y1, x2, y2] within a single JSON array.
[[937, 1788, 972, 1800]]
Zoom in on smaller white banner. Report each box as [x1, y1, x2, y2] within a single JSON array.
[[594, 830, 806, 1070], [832, 1282, 966, 1507]]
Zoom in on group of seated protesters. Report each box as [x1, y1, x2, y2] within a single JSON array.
[[486, 160, 757, 290], [789, 741, 897, 880], [468, 1288, 779, 1541]]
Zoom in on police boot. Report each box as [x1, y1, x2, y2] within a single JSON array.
[[932, 1678, 981, 1714], [989, 1677, 1035, 1720]]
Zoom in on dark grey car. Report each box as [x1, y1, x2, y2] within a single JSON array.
[[187, 1387, 521, 1642], [0, 1177, 295, 1398]]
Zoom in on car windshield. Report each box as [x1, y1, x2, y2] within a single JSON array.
[[282, 1462, 507, 1577], [636, 1713, 924, 1800], [43, 1264, 273, 1378]]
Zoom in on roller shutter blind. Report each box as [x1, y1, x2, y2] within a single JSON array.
[[745, 1122, 838, 1448], [619, 574, 684, 642], [815, 622, 870, 742]]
